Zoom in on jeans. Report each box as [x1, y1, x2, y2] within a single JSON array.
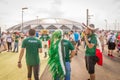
[[55, 62, 71, 80], [13, 42, 18, 52]]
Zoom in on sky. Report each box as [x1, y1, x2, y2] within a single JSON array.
[[0, 0, 120, 31]]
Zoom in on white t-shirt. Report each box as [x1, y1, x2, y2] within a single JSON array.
[[69, 34, 74, 41], [64, 35, 69, 40], [6, 34, 12, 42]]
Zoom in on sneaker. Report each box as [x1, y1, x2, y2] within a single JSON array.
[[7, 51, 9, 52], [108, 54, 111, 56], [110, 54, 114, 58], [75, 53, 77, 56], [117, 50, 119, 53]]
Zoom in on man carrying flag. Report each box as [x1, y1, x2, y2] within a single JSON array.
[[83, 24, 99, 80]]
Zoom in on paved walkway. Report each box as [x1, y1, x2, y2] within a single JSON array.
[[0, 51, 47, 80], [1, 44, 120, 80], [41, 46, 120, 80], [71, 46, 120, 80]]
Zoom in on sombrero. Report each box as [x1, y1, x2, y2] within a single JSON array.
[[87, 24, 96, 30], [82, 23, 97, 31], [41, 29, 49, 34]]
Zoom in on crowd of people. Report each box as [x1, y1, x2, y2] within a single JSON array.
[[0, 32, 21, 53], [0, 24, 120, 80]]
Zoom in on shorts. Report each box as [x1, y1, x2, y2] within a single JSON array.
[[108, 42, 116, 50], [85, 56, 98, 74]]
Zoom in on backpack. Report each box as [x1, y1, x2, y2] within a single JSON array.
[[108, 36, 113, 43], [107, 35, 113, 45]]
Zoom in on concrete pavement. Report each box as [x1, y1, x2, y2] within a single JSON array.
[[40, 45, 120, 80]]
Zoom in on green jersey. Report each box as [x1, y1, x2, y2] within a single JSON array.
[[40, 34, 50, 41], [85, 34, 97, 56], [15, 35, 19, 42], [22, 37, 42, 66], [62, 39, 74, 62]]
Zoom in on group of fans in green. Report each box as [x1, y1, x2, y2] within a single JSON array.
[[1, 23, 120, 80], [17, 23, 100, 80]]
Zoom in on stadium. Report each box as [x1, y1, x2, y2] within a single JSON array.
[[7, 18, 82, 33]]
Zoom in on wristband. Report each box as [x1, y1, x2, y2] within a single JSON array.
[[18, 61, 21, 63]]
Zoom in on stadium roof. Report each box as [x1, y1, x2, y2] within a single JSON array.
[[7, 18, 82, 32]]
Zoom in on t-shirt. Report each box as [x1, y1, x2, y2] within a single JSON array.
[[69, 34, 74, 42], [6, 34, 12, 42], [22, 37, 42, 66], [74, 32, 80, 41], [85, 34, 97, 56], [116, 33, 120, 40], [97, 32, 104, 45], [40, 34, 50, 41], [62, 39, 74, 62], [15, 35, 19, 42]]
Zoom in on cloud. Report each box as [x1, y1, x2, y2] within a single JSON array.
[[36, 8, 49, 14], [49, 0, 64, 17], [0, 0, 8, 4], [113, 0, 120, 3], [52, 0, 62, 5], [34, 0, 64, 18], [1, 0, 120, 31]]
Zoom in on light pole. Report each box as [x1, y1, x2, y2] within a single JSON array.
[[104, 19, 107, 30], [86, 9, 89, 26], [36, 16, 39, 25], [21, 7, 28, 32], [118, 23, 119, 31], [86, 9, 93, 26], [115, 20, 117, 31]]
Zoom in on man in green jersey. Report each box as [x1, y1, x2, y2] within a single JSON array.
[[18, 29, 42, 80], [13, 32, 20, 53], [40, 29, 50, 58], [83, 24, 98, 80]]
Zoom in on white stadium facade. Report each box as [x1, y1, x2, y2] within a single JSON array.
[[7, 18, 82, 33]]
